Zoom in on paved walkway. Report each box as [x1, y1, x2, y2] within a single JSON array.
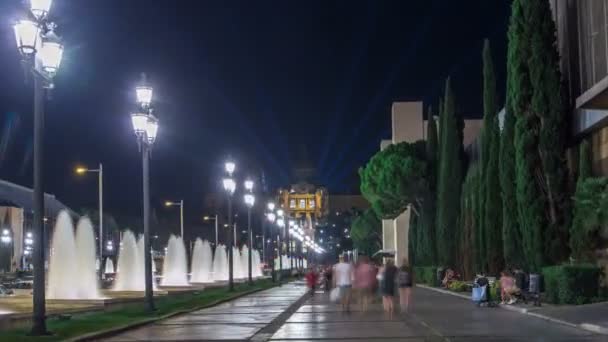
[[105, 282, 308, 341], [269, 286, 604, 342]]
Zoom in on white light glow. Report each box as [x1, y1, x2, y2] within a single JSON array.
[[267, 202, 275, 211], [131, 113, 148, 135], [39, 40, 63, 74], [30, 0, 53, 19], [244, 193, 255, 207], [146, 116, 159, 144], [222, 178, 236, 194], [225, 161, 235, 175], [25, 238, 34, 245], [277, 209, 284, 217], [267, 212, 276, 222], [244, 179, 254, 191], [14, 20, 40, 55], [136, 86, 153, 106]]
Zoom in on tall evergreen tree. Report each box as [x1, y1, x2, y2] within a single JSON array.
[[436, 78, 463, 267], [578, 139, 591, 180], [425, 106, 438, 264], [569, 140, 594, 261], [528, 0, 570, 263], [482, 40, 504, 274]]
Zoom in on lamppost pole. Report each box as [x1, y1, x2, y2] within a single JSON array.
[[244, 179, 254, 285], [266, 204, 276, 283], [99, 163, 103, 270], [13, 1, 65, 334], [131, 73, 158, 312], [180, 200, 184, 238], [223, 161, 236, 291], [142, 144, 154, 311]]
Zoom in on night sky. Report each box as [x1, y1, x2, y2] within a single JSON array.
[[0, 1, 511, 224]]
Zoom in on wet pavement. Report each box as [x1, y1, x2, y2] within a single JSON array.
[[104, 282, 607, 341], [104, 282, 307, 341], [269, 286, 606, 342]]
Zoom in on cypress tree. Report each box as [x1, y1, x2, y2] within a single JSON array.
[[426, 106, 438, 265], [436, 78, 463, 267], [578, 139, 591, 180], [510, 0, 544, 271], [528, 0, 570, 263], [482, 40, 504, 274]]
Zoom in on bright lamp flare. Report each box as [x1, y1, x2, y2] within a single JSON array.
[[136, 86, 153, 106], [244, 193, 255, 207], [146, 116, 159, 144], [267, 212, 276, 222], [276, 209, 284, 217], [39, 41, 63, 74], [225, 161, 235, 175], [267, 202, 275, 211], [131, 113, 148, 135], [30, 0, 53, 19], [244, 179, 254, 191], [277, 218, 285, 227], [14, 20, 40, 55], [222, 178, 236, 194]]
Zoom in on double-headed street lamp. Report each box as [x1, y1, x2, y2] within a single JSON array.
[[266, 202, 276, 282], [165, 200, 184, 238], [244, 179, 255, 285], [76, 163, 103, 277], [13, 0, 64, 335], [276, 209, 285, 281], [130, 74, 159, 312], [222, 160, 236, 291]]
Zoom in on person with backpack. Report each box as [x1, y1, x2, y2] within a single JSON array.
[[397, 260, 413, 313]]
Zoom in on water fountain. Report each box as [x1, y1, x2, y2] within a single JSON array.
[[233, 246, 244, 279], [160, 235, 189, 286], [104, 258, 115, 274], [252, 249, 263, 277], [113, 230, 145, 291], [241, 245, 250, 278], [47, 211, 100, 299], [190, 238, 213, 283], [212, 244, 228, 281]]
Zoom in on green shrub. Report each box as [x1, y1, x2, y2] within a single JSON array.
[[490, 279, 501, 300], [414, 266, 437, 285], [448, 280, 468, 292], [542, 264, 601, 304]]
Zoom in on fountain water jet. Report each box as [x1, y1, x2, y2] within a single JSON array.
[[212, 245, 228, 281], [104, 258, 115, 274], [47, 211, 101, 299], [190, 238, 213, 283], [113, 230, 145, 291], [161, 235, 189, 286]]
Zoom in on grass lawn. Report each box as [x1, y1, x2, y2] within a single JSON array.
[[2, 279, 276, 342]]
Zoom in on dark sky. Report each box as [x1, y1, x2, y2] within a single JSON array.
[[0, 0, 511, 223]]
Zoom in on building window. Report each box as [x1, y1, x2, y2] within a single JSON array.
[[299, 199, 306, 209], [309, 199, 315, 209], [289, 199, 296, 209]]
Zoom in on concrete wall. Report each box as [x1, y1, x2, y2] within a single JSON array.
[[392, 102, 424, 144]]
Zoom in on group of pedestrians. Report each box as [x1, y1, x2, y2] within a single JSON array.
[[307, 255, 413, 317]]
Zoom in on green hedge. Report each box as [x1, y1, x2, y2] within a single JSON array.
[[448, 280, 468, 292], [542, 264, 601, 305], [414, 266, 438, 285]]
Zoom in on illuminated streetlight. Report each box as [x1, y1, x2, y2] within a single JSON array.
[[13, 0, 64, 334], [165, 200, 184, 238]]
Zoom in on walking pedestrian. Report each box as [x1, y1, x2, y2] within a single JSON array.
[[397, 260, 413, 313], [305, 267, 318, 296], [333, 255, 354, 313], [353, 255, 376, 312], [381, 258, 397, 318]]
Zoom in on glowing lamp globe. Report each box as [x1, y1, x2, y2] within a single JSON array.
[[14, 20, 40, 56], [222, 178, 236, 194], [131, 113, 148, 136], [225, 161, 235, 175], [30, 0, 53, 19], [146, 116, 159, 144], [39, 40, 63, 74], [267, 202, 275, 211], [244, 193, 255, 207], [244, 179, 254, 191]]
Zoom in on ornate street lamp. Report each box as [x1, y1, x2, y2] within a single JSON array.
[[165, 200, 184, 238], [13, 0, 64, 334], [244, 179, 255, 284], [130, 73, 159, 312], [222, 161, 236, 291], [266, 207, 276, 282], [76, 163, 104, 279]]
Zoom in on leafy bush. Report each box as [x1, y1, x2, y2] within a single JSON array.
[[448, 280, 468, 292], [414, 266, 437, 285], [542, 264, 601, 304], [490, 279, 501, 300]]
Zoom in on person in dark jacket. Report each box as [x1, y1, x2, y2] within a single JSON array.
[[381, 259, 397, 318]]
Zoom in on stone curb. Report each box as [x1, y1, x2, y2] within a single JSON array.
[[416, 284, 608, 335], [68, 282, 285, 342]]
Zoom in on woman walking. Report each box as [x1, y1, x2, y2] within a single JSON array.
[[397, 261, 413, 313], [381, 259, 397, 318]]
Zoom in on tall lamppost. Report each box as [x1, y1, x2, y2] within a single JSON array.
[[13, 0, 64, 334], [276, 209, 285, 281], [203, 215, 219, 246], [265, 202, 275, 264], [165, 200, 184, 238], [244, 179, 255, 285], [222, 160, 236, 291], [266, 207, 276, 282], [76, 163, 103, 278], [130, 74, 159, 312]]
